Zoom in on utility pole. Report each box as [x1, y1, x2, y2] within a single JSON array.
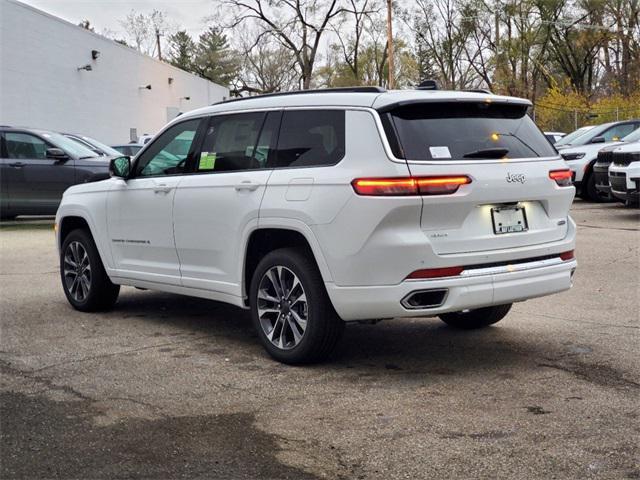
[[386, 0, 395, 89], [155, 28, 162, 61]]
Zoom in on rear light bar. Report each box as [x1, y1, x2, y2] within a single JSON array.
[[352, 176, 471, 196], [406, 266, 464, 279], [407, 251, 575, 280], [549, 169, 573, 187], [559, 250, 575, 261]]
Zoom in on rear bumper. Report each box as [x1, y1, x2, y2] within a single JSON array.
[[326, 257, 577, 321]]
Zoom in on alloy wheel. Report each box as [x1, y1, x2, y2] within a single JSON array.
[[63, 241, 91, 302], [257, 266, 308, 350]]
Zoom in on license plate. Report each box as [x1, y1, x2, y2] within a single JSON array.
[[491, 206, 528, 234]]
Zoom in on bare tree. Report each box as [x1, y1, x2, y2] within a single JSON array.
[[222, 0, 348, 89], [330, 0, 381, 83], [119, 9, 172, 57], [405, 0, 477, 89], [239, 32, 300, 93]]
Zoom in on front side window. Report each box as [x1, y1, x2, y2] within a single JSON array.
[[273, 110, 346, 168], [5, 133, 48, 159], [603, 123, 636, 142], [134, 119, 201, 177], [196, 112, 267, 173], [383, 102, 557, 160]]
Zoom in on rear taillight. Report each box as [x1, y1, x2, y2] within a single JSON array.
[[406, 266, 464, 279], [559, 250, 575, 261], [352, 176, 471, 196], [549, 169, 573, 186]]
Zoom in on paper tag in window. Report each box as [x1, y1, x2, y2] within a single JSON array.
[[429, 146, 451, 159], [199, 152, 216, 170]]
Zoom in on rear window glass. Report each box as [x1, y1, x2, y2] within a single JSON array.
[[274, 110, 345, 168], [383, 103, 556, 160]]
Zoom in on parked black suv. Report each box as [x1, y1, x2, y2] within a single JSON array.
[[0, 127, 111, 219]]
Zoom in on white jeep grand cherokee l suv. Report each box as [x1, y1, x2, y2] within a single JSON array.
[[609, 143, 640, 206], [56, 87, 577, 364]]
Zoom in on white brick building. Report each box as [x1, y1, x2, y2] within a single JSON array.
[[0, 0, 228, 144]]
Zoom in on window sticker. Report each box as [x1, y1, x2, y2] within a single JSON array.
[[429, 146, 451, 159], [199, 152, 216, 170]]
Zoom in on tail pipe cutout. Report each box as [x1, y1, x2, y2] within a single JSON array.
[[401, 289, 448, 309]]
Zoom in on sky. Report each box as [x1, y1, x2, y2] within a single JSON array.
[[18, 0, 217, 38]]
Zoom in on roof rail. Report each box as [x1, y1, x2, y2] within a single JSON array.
[[465, 88, 493, 94], [213, 86, 386, 105]]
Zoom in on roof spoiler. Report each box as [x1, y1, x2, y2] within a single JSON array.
[[376, 97, 532, 114]]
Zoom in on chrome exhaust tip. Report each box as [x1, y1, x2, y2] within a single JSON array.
[[401, 289, 448, 310]]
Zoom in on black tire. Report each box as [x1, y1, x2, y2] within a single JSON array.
[[439, 304, 512, 330], [582, 171, 601, 202], [60, 228, 120, 312], [249, 248, 344, 364]]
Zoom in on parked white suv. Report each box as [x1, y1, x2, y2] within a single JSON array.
[[56, 87, 577, 363], [608, 143, 640, 206], [560, 126, 640, 201]]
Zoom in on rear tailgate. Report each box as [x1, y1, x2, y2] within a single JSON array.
[[379, 100, 575, 255], [408, 159, 573, 254]]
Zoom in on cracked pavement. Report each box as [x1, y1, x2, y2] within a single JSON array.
[[1, 200, 639, 479]]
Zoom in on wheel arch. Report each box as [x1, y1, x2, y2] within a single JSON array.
[[58, 216, 91, 249], [57, 211, 114, 272], [241, 222, 333, 307]]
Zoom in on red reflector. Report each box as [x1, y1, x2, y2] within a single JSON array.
[[549, 169, 573, 186], [352, 176, 471, 196], [559, 250, 575, 261], [407, 266, 464, 279]]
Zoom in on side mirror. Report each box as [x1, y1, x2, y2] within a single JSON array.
[[591, 136, 606, 144], [46, 148, 69, 160], [109, 156, 131, 178]]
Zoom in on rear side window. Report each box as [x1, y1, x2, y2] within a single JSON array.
[[273, 110, 345, 168], [197, 112, 266, 172], [383, 103, 556, 160]]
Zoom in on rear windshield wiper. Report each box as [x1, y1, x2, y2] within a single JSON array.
[[463, 148, 509, 159]]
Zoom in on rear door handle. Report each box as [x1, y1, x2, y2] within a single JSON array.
[[234, 180, 260, 192], [8, 162, 25, 168], [153, 183, 172, 194]]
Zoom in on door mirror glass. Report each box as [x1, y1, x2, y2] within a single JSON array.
[[109, 156, 131, 178], [46, 147, 69, 160], [591, 136, 606, 144]]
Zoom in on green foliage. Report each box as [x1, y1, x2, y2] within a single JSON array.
[[535, 86, 640, 131], [193, 27, 240, 87], [167, 31, 196, 72]]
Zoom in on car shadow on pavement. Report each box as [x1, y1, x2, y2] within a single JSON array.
[[109, 289, 554, 378]]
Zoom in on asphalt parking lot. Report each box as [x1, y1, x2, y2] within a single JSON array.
[[1, 201, 638, 479]]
